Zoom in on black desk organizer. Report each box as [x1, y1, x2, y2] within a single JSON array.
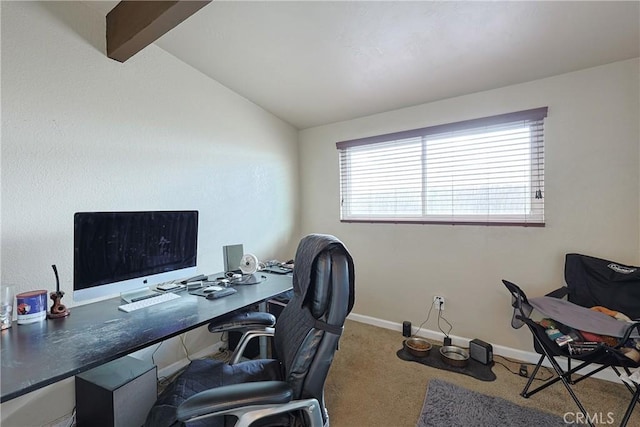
[[397, 343, 496, 382]]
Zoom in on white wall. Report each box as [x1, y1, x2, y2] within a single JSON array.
[[299, 58, 640, 352], [3, 2, 639, 425], [1, 2, 299, 425]]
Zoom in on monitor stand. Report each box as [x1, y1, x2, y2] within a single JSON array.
[[235, 274, 261, 285]]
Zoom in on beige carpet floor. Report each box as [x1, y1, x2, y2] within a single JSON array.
[[324, 320, 639, 426]]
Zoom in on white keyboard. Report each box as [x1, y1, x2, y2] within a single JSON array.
[[118, 292, 181, 313]]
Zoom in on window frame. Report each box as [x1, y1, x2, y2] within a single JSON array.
[[336, 107, 548, 227]]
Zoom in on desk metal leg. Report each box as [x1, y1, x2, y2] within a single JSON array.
[[258, 301, 268, 358]]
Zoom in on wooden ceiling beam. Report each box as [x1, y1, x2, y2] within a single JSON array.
[[107, 0, 211, 63]]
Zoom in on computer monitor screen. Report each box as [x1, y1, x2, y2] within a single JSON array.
[[73, 211, 198, 301]]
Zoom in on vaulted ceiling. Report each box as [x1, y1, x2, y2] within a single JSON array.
[[89, 1, 640, 129]]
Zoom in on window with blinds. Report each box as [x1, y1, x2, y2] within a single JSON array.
[[336, 107, 548, 226]]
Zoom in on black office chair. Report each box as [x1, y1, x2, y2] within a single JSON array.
[[145, 234, 355, 427]]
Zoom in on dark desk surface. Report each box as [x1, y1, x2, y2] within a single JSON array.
[[0, 272, 292, 403]]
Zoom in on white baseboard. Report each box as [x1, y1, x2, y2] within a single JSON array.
[[141, 313, 623, 385], [347, 313, 622, 383]]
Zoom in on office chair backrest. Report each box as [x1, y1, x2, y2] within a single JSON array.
[[273, 234, 355, 420], [565, 253, 640, 319]]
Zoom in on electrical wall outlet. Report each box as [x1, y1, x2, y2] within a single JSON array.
[[433, 296, 445, 311]]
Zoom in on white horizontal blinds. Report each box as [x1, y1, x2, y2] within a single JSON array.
[[529, 119, 545, 222], [337, 107, 547, 225], [423, 119, 544, 223], [340, 137, 423, 218]]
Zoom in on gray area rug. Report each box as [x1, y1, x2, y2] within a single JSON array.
[[417, 379, 573, 427]]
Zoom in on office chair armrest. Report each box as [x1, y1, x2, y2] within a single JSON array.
[[176, 380, 293, 422], [209, 311, 276, 333], [231, 329, 275, 364]]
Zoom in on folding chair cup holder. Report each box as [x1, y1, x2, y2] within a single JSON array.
[[503, 253, 640, 427]]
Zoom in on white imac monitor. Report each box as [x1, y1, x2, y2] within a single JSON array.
[[73, 210, 198, 302]]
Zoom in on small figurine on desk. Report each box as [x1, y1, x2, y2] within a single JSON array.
[[48, 264, 70, 319]]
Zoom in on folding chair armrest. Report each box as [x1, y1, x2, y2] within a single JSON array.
[[546, 287, 568, 299], [620, 321, 640, 344]]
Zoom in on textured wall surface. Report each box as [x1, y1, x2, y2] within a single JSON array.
[[299, 58, 640, 352], [1, 2, 299, 425]]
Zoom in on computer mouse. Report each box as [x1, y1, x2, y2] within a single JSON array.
[[202, 285, 224, 293]]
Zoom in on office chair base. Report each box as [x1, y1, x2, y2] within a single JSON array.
[[234, 399, 324, 427], [188, 398, 325, 427]]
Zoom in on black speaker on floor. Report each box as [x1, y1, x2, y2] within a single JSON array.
[[469, 339, 493, 365], [75, 356, 157, 427], [402, 321, 412, 337]]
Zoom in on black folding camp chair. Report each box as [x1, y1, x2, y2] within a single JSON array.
[[503, 253, 640, 427]]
